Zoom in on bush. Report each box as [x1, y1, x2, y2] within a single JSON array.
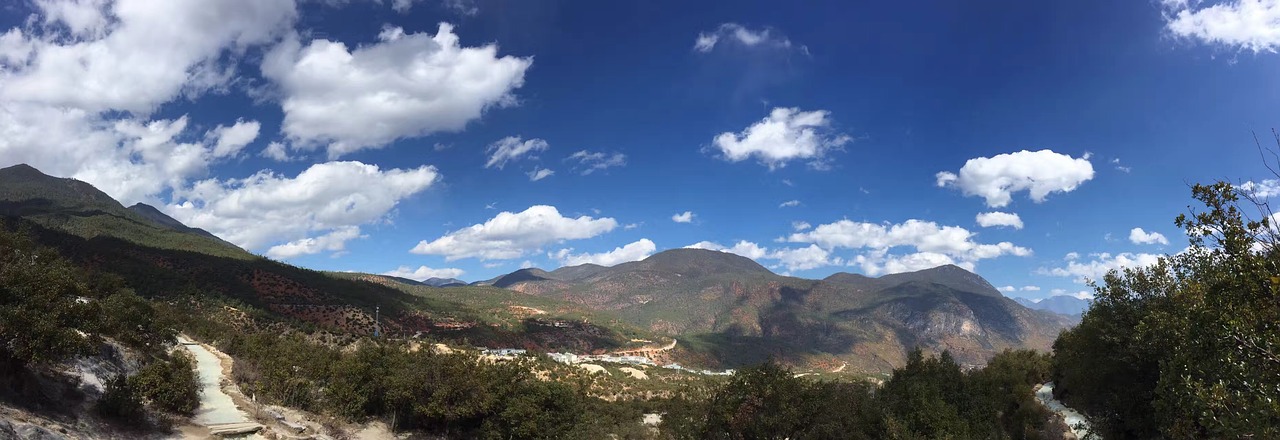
[[132, 351, 200, 416], [96, 374, 144, 423]]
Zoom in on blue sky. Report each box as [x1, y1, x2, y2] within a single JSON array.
[[2, 0, 1278, 300]]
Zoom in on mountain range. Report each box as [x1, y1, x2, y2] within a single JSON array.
[[489, 248, 1075, 371], [0, 163, 1076, 372], [1014, 295, 1091, 316]]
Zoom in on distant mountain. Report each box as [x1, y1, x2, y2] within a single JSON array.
[[492, 249, 1075, 371], [422, 277, 467, 287], [1015, 295, 1091, 316], [0, 164, 249, 259]]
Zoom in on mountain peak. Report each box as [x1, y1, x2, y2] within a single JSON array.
[[611, 248, 774, 277], [877, 264, 1002, 297]]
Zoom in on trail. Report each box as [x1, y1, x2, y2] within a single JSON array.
[[1035, 382, 1093, 439], [177, 336, 264, 438]]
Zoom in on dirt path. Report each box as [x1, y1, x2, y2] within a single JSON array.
[[177, 336, 264, 438]]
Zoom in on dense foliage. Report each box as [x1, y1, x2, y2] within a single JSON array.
[[1052, 182, 1280, 438], [663, 349, 1056, 440], [0, 223, 199, 421]]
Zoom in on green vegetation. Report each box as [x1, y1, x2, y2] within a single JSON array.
[[1052, 181, 1280, 438], [663, 349, 1055, 439], [0, 222, 199, 422]]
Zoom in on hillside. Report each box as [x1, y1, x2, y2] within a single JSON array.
[[496, 249, 1075, 371], [0, 164, 251, 259], [0, 164, 650, 354]]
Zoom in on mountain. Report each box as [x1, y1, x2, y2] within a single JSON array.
[[0, 164, 650, 354], [493, 249, 1075, 371], [0, 164, 249, 259], [1015, 295, 1091, 316], [422, 277, 467, 287]]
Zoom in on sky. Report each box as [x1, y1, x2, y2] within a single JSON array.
[[1, 0, 1279, 301]]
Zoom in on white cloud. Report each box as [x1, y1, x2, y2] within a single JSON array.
[[1164, 0, 1280, 53], [261, 141, 293, 161], [787, 218, 1031, 276], [693, 23, 798, 53], [1022, 285, 1041, 291], [770, 244, 840, 272], [566, 150, 626, 175], [1041, 252, 1164, 283], [684, 240, 838, 272], [168, 161, 438, 253], [2, 0, 297, 114], [0, 0, 298, 205], [711, 107, 851, 170], [792, 221, 812, 231], [527, 167, 554, 181], [779, 199, 801, 208], [1241, 179, 1280, 198], [266, 226, 364, 259], [999, 285, 1017, 292], [382, 265, 465, 281], [261, 23, 531, 157], [1065, 251, 1080, 260], [672, 211, 695, 223], [410, 205, 618, 260], [936, 150, 1095, 207], [485, 136, 548, 169], [1129, 227, 1171, 245], [975, 211, 1024, 229], [392, 0, 477, 15], [554, 239, 656, 267], [685, 240, 770, 260], [208, 119, 261, 158]]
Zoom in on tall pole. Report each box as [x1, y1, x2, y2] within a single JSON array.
[[374, 305, 381, 338]]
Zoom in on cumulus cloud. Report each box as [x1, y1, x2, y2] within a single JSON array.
[[527, 167, 554, 181], [792, 221, 812, 231], [936, 150, 1094, 207], [786, 218, 1032, 276], [975, 211, 1024, 229], [693, 23, 800, 53], [779, 199, 801, 208], [672, 211, 695, 223], [410, 205, 618, 260], [1041, 252, 1164, 283], [711, 107, 851, 170], [554, 238, 656, 267], [685, 240, 838, 272], [1129, 227, 1170, 245], [382, 265, 465, 281], [167, 161, 439, 255], [261, 141, 293, 161], [1241, 179, 1280, 198], [566, 150, 626, 175], [1022, 285, 1041, 291], [0, 0, 297, 205], [485, 136, 548, 169], [266, 226, 364, 259], [208, 119, 261, 158], [2, 0, 296, 114], [999, 285, 1017, 292], [261, 23, 531, 157], [1163, 0, 1280, 53]]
